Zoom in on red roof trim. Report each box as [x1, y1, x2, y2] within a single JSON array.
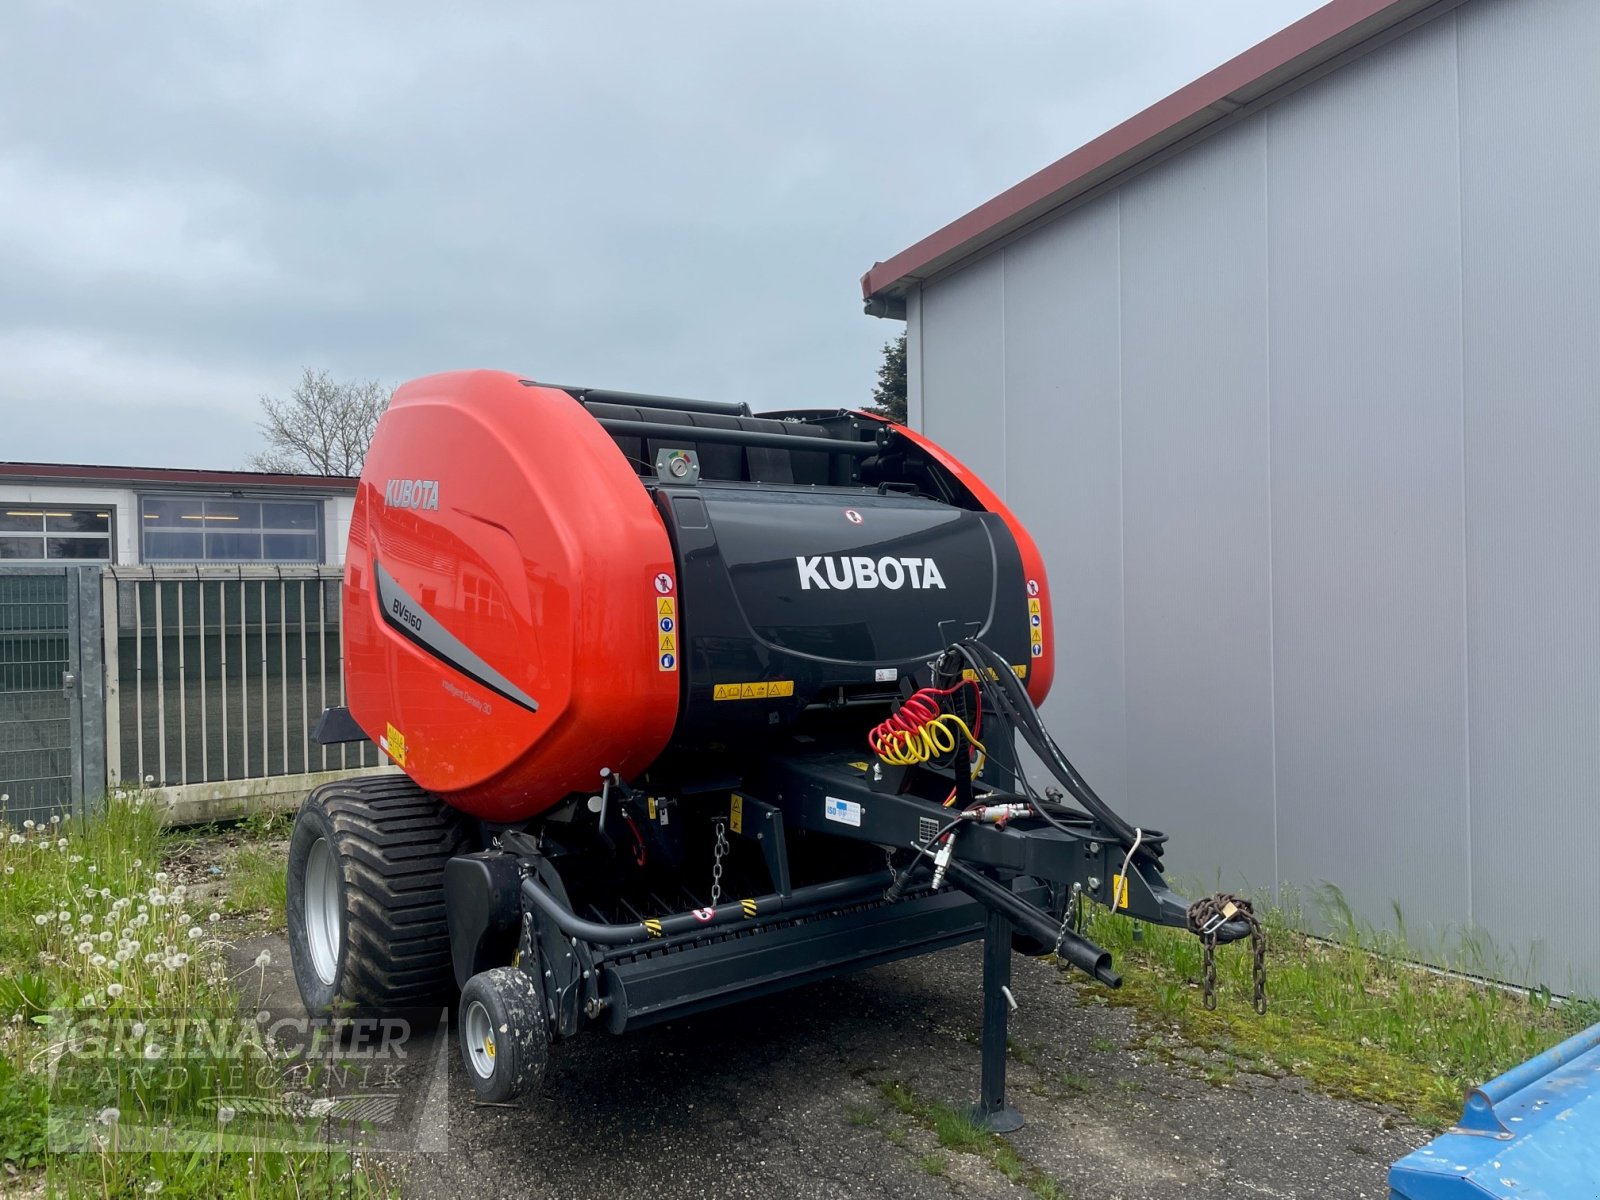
[[0, 462, 357, 491], [862, 0, 1444, 302]]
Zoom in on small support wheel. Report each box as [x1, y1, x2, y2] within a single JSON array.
[[458, 967, 549, 1103]]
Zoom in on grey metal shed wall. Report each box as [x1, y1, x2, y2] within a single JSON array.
[[910, 0, 1600, 993]]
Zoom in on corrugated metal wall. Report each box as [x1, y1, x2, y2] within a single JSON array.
[[909, 0, 1600, 993]]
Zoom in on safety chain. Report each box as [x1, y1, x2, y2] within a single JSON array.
[[710, 819, 729, 907], [1185, 892, 1269, 1015]]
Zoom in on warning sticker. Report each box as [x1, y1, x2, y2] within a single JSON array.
[[713, 679, 794, 700], [384, 723, 407, 767], [730, 793, 744, 834], [654, 573, 675, 594], [656, 595, 678, 671], [1111, 874, 1129, 910]]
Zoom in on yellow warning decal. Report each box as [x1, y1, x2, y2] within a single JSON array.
[[656, 596, 678, 671], [1111, 874, 1129, 910], [713, 680, 795, 700], [740, 898, 758, 918], [962, 665, 1028, 681], [643, 918, 664, 938], [648, 795, 657, 820], [730, 793, 744, 834], [1028, 598, 1041, 615], [848, 761, 870, 771], [384, 723, 407, 767]]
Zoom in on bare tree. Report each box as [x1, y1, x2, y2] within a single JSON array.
[[249, 368, 390, 475]]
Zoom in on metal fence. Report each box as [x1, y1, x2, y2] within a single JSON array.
[[0, 566, 104, 826], [103, 566, 379, 790]]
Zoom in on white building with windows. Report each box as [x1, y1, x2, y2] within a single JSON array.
[[0, 462, 357, 567]]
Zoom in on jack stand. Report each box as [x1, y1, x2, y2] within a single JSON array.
[[970, 906, 1024, 1133]]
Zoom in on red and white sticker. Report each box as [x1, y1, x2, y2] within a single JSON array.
[[1026, 579, 1039, 597], [844, 509, 863, 525], [692, 907, 715, 923], [654, 572, 675, 594]]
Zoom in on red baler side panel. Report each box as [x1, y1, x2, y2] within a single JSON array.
[[343, 371, 679, 821], [856, 413, 1056, 706]]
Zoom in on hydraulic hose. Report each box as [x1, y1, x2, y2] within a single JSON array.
[[521, 870, 894, 946], [952, 639, 1165, 862]]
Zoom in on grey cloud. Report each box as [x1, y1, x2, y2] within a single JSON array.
[[1, 0, 1317, 467]]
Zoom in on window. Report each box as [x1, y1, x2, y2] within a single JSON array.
[[0, 506, 114, 561], [139, 496, 323, 563]]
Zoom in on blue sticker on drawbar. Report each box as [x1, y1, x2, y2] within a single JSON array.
[[660, 653, 676, 669], [659, 617, 675, 633]]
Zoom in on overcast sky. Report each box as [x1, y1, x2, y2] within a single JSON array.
[[1, 0, 1321, 469]]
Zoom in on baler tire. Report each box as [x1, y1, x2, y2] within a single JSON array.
[[458, 967, 549, 1103], [286, 774, 472, 1018]]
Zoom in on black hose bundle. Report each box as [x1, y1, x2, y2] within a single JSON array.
[[947, 638, 1165, 867]]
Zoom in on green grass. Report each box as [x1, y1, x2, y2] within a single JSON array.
[[1080, 885, 1599, 1125], [224, 840, 289, 928], [0, 792, 390, 1197], [875, 1080, 1069, 1198]]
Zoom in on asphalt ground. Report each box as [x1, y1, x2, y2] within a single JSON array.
[[234, 933, 1426, 1199]]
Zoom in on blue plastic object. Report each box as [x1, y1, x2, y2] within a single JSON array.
[[1389, 1019, 1600, 1198]]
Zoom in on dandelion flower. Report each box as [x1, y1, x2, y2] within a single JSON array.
[[217, 1105, 236, 1125], [50, 814, 59, 825], [254, 950, 272, 969], [97, 930, 112, 944], [57, 838, 67, 849], [187, 927, 203, 940], [77, 940, 93, 955], [154, 871, 169, 884], [130, 1020, 145, 1037], [142, 1042, 163, 1061], [171, 953, 189, 969], [96, 1106, 120, 1126], [21, 820, 34, 830], [3, 866, 12, 876], [7, 834, 22, 846], [58, 911, 71, 923], [145, 1181, 164, 1195], [106, 983, 124, 999], [209, 912, 220, 923], [69, 854, 83, 864], [34, 914, 48, 927]]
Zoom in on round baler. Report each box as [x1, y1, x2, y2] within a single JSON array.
[[287, 370, 1257, 1125]]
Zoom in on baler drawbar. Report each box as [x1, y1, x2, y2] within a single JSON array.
[[286, 370, 1263, 1126]]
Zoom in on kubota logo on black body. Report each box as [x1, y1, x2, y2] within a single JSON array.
[[795, 555, 947, 590]]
